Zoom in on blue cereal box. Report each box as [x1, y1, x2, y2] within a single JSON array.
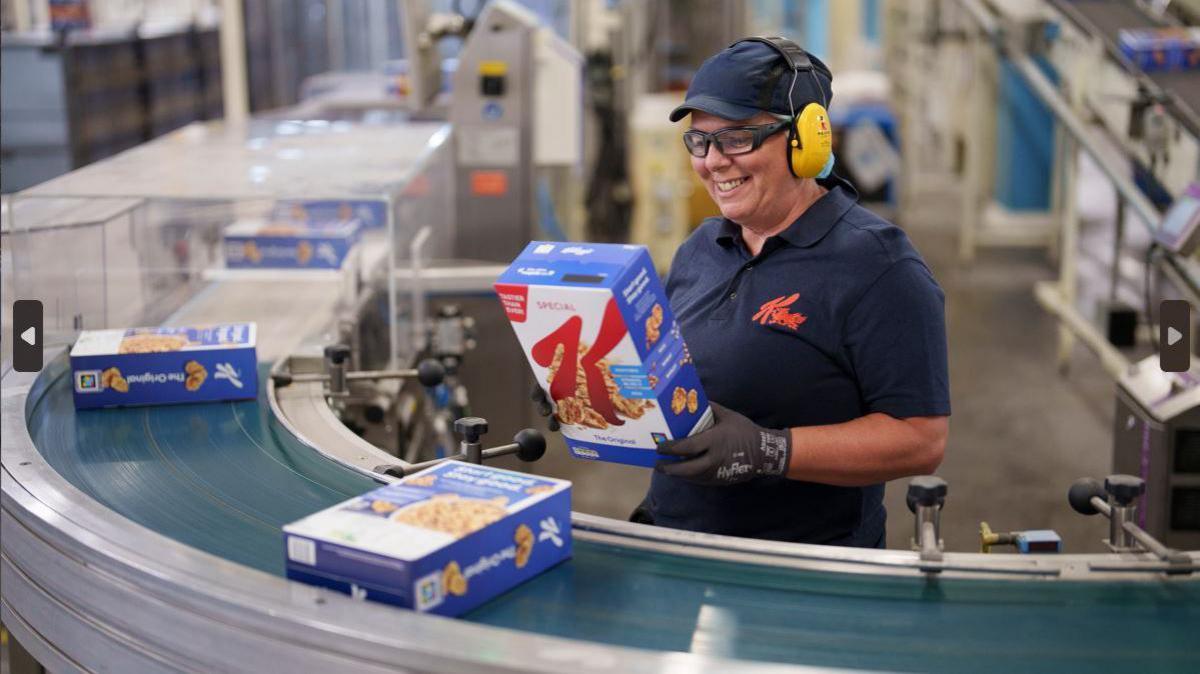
[[1119, 28, 1200, 72], [495, 242, 713, 467], [223, 218, 362, 270], [273, 199, 388, 230], [283, 461, 571, 617], [69, 323, 257, 410]]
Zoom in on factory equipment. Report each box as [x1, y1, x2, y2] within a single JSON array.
[[1114, 354, 1200, 549], [0, 111, 472, 480], [1070, 474, 1195, 572], [979, 522, 1063, 553], [272, 346, 446, 396], [6, 345, 1200, 672], [906, 475, 948, 565], [895, 0, 1200, 384], [1154, 183, 1200, 255], [375, 416, 548, 478], [0, 21, 223, 192], [628, 93, 705, 271], [446, 1, 582, 262], [425, 303, 477, 435]]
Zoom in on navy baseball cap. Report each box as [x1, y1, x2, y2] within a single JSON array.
[[669, 39, 833, 123]]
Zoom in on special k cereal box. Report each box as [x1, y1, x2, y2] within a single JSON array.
[[283, 461, 571, 617], [69, 323, 257, 410], [496, 242, 713, 467]]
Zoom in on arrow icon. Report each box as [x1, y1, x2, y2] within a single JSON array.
[[1160, 300, 1192, 373], [14, 300, 42, 372]]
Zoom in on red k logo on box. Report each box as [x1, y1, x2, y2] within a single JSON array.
[[531, 298, 629, 425]]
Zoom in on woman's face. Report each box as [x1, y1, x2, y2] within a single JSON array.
[[688, 110, 798, 230]]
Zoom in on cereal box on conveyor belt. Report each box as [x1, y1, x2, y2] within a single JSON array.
[[495, 242, 713, 467], [223, 217, 362, 270], [1118, 27, 1200, 72], [283, 461, 571, 617], [69, 323, 257, 410], [272, 199, 387, 230]]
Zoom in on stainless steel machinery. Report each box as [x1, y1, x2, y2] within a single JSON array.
[[1115, 354, 1200, 549]]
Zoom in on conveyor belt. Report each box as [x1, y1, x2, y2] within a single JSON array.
[[19, 355, 1200, 671], [28, 361, 376, 574], [1054, 0, 1200, 135]]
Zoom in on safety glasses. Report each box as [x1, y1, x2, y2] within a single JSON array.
[[681, 120, 789, 158]]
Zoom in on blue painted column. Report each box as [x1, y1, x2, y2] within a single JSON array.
[[994, 56, 1059, 211]]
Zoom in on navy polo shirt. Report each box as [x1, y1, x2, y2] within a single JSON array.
[[646, 178, 950, 546]]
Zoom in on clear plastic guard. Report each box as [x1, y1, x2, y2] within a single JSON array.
[[2, 118, 457, 375]]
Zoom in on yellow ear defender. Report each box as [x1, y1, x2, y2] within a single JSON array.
[[790, 102, 833, 179], [735, 36, 833, 179]]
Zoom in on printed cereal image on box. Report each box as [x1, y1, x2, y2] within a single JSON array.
[[496, 242, 713, 467], [1118, 27, 1200, 73], [272, 199, 387, 230], [223, 218, 362, 270], [69, 323, 257, 410], [283, 462, 571, 617]]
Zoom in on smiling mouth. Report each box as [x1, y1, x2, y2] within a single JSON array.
[[715, 177, 748, 193]]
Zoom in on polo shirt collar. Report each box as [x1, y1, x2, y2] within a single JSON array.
[[714, 174, 859, 250]]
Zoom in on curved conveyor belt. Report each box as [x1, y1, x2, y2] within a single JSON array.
[[8, 356, 1200, 672]]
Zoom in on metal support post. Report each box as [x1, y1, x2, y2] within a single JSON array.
[[1055, 133, 1079, 374], [907, 476, 948, 566], [455, 417, 488, 465], [958, 24, 983, 263], [219, 0, 249, 124]]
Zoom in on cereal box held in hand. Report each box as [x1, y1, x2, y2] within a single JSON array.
[[283, 461, 571, 617], [69, 323, 257, 410], [495, 242, 713, 467]]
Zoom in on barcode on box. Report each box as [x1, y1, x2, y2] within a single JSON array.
[[287, 536, 316, 565]]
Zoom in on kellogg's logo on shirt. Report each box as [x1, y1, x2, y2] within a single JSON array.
[[752, 293, 807, 331]]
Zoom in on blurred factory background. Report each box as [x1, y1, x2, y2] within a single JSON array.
[[3, 1, 1200, 672]]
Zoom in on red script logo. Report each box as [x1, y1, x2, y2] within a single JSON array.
[[752, 293, 807, 331]]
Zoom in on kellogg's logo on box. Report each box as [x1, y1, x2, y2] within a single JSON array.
[[496, 242, 712, 467]]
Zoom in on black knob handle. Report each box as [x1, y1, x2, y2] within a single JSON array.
[[324, 344, 351, 365], [514, 428, 546, 462], [454, 417, 488, 443], [417, 358, 446, 387], [906, 476, 948, 514], [1068, 477, 1106, 515], [364, 402, 386, 424], [1105, 474, 1145, 506]]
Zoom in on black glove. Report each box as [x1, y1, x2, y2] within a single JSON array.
[[655, 403, 791, 486], [530, 384, 561, 432]]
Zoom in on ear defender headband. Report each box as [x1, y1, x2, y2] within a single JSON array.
[[734, 37, 834, 180]]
